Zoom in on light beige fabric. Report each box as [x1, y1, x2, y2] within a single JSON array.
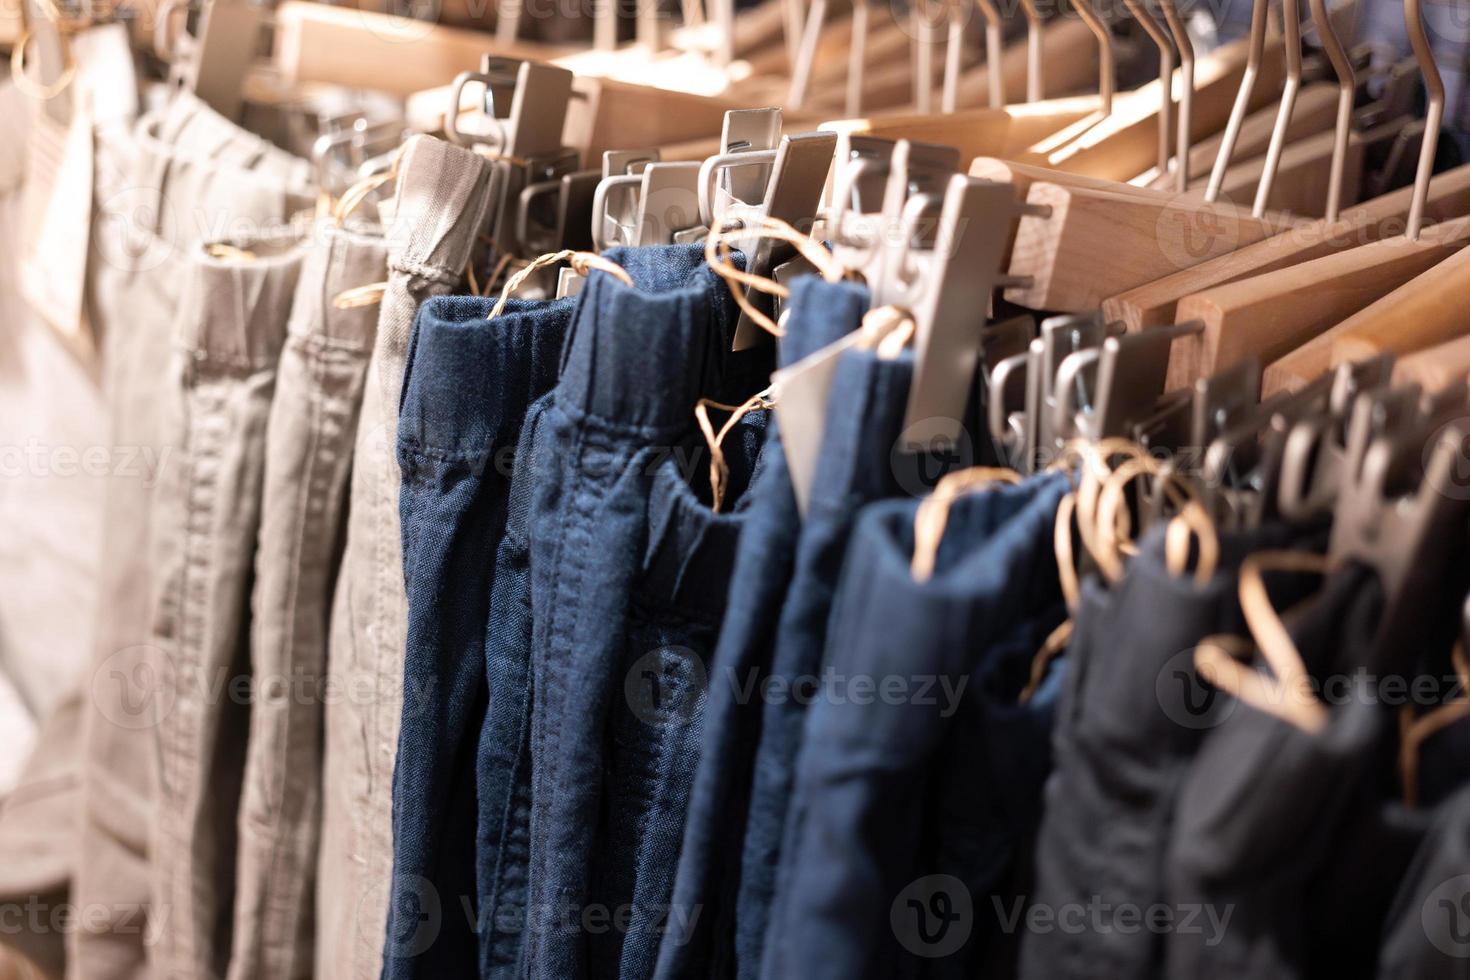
[[69, 94, 314, 980], [227, 221, 387, 980], [315, 135, 495, 980]]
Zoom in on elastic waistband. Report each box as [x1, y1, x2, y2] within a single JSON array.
[[555, 243, 771, 433], [398, 294, 577, 458]]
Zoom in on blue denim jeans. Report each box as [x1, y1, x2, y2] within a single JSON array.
[[384, 292, 576, 978], [761, 474, 1069, 980], [475, 244, 774, 980], [655, 276, 870, 980], [733, 345, 991, 978]]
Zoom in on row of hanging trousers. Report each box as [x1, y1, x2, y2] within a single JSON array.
[[5, 54, 1470, 980]]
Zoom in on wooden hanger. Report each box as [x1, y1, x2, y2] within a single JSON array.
[[1259, 0, 1461, 394], [1017, 27, 1288, 183], [1102, 0, 1464, 331], [823, 95, 1103, 165], [1135, 82, 1340, 189], [1164, 214, 1470, 391], [1392, 332, 1470, 392]]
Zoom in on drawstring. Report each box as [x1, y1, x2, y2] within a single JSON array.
[[909, 467, 1022, 583], [704, 215, 849, 339], [695, 388, 776, 513], [488, 250, 632, 319]]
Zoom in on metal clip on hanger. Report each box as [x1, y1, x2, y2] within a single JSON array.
[[1051, 319, 1204, 445], [446, 56, 580, 261], [592, 149, 708, 249], [1329, 384, 1470, 673], [988, 313, 1112, 472], [887, 175, 1032, 450], [697, 108, 837, 350], [1199, 357, 1391, 528], [169, 0, 262, 121], [828, 134, 961, 287]]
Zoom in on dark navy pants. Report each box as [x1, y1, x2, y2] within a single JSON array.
[[763, 474, 1069, 980], [474, 244, 774, 980], [655, 277, 871, 980]]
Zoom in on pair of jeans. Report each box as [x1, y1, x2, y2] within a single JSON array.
[[1018, 522, 1317, 980], [383, 290, 575, 978], [228, 221, 388, 980], [318, 135, 496, 980], [736, 344, 992, 978], [148, 234, 306, 980], [469, 268, 708, 979], [764, 474, 1068, 980], [73, 91, 314, 980], [656, 277, 870, 980], [502, 243, 772, 980]]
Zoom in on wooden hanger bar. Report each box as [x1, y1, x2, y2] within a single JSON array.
[[969, 156, 1171, 200], [274, 2, 567, 97], [1327, 244, 1470, 370], [1169, 216, 1470, 392], [1102, 162, 1470, 330], [1001, 183, 1305, 312], [1392, 332, 1470, 392], [1200, 113, 1407, 219], [823, 95, 1102, 165]]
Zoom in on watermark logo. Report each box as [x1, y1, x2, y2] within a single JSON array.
[[892, 420, 976, 498], [1156, 648, 1237, 731], [91, 645, 177, 730], [383, 874, 443, 958], [891, 875, 974, 958], [625, 645, 707, 727], [1422, 875, 1470, 958]]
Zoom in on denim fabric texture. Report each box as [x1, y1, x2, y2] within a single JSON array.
[[498, 242, 773, 980], [734, 345, 990, 978], [383, 291, 576, 978], [655, 277, 869, 980], [762, 474, 1068, 980]]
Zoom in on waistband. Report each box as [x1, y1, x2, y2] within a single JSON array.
[[779, 276, 871, 368], [383, 135, 495, 285], [173, 236, 306, 370], [833, 473, 1070, 675], [398, 294, 577, 458], [286, 222, 390, 352], [554, 243, 779, 434]]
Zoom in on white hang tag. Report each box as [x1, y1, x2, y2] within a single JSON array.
[[772, 314, 905, 515], [20, 99, 95, 354]]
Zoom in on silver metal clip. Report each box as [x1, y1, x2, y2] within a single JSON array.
[[697, 109, 838, 350], [446, 57, 581, 261]]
